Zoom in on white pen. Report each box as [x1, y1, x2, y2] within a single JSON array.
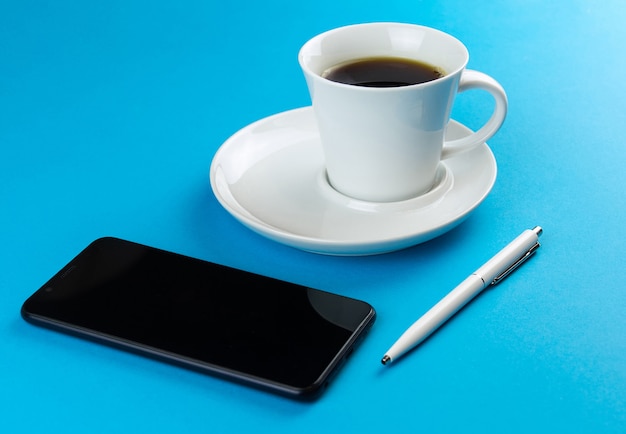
[[381, 226, 543, 365]]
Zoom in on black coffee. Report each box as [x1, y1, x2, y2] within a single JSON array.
[[322, 56, 445, 87]]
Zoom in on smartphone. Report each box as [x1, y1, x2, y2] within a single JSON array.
[[21, 237, 375, 400]]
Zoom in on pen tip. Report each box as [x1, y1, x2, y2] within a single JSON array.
[[381, 355, 391, 365]]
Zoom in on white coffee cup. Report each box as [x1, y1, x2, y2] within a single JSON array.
[[298, 23, 507, 202]]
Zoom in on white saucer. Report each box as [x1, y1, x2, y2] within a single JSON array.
[[210, 107, 497, 255]]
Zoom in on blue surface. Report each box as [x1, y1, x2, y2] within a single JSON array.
[[2, 1, 625, 432]]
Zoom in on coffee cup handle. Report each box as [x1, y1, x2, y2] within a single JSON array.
[[441, 69, 508, 160]]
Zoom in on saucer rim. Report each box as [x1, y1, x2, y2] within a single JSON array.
[[210, 107, 497, 255]]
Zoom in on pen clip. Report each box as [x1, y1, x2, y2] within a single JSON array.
[[490, 242, 540, 285]]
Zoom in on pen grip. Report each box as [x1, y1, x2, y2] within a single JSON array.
[[393, 274, 485, 352], [419, 274, 486, 333]]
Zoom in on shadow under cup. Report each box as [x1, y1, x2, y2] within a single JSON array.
[[299, 23, 472, 203]]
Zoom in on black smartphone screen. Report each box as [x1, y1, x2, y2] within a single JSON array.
[[21, 237, 375, 400]]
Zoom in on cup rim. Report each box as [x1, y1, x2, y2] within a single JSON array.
[[298, 22, 469, 90]]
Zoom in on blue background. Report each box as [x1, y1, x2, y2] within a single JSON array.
[[2, 1, 625, 432]]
